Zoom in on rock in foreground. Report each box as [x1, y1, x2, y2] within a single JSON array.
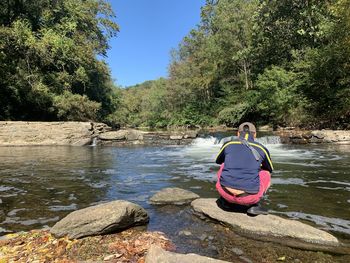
[[145, 245, 229, 263], [149, 187, 200, 205], [50, 200, 149, 239], [191, 198, 339, 248]]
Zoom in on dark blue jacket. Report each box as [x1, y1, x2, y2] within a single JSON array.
[[215, 134, 273, 194]]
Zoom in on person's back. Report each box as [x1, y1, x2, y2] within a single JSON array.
[[215, 122, 273, 215]]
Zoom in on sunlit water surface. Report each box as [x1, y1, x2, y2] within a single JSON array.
[[0, 134, 349, 241]]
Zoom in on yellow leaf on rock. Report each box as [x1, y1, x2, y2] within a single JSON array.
[[66, 240, 78, 250]]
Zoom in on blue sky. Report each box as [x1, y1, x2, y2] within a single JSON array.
[[105, 0, 205, 87]]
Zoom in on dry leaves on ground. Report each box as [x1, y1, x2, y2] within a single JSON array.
[[0, 228, 174, 263]]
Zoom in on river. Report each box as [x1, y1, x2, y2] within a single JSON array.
[[0, 134, 350, 257]]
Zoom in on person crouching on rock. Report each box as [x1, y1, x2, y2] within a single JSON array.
[[215, 122, 273, 215]]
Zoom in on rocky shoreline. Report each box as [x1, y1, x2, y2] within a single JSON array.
[[276, 129, 350, 144], [1, 187, 349, 262], [97, 129, 198, 146], [0, 121, 349, 146], [0, 121, 199, 146]]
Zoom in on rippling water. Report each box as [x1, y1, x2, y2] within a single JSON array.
[[0, 134, 349, 240]]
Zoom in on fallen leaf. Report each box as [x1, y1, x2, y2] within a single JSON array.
[[104, 254, 115, 261]]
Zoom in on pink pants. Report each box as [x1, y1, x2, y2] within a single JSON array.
[[216, 163, 271, 206]]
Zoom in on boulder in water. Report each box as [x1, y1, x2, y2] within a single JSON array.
[[127, 129, 144, 140], [98, 129, 144, 141], [258, 125, 273, 131], [184, 131, 198, 139], [191, 198, 339, 249], [149, 188, 200, 205], [50, 200, 149, 239], [145, 245, 230, 263], [98, 130, 128, 140], [170, 135, 183, 140]]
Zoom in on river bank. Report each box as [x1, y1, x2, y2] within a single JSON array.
[[0, 121, 349, 146]]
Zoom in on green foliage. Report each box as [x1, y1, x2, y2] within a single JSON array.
[[298, 1, 350, 126], [251, 0, 332, 75], [53, 91, 101, 121], [168, 104, 215, 127], [0, 0, 119, 121], [114, 78, 170, 128], [1, 0, 349, 128], [217, 103, 251, 127], [156, 0, 349, 128], [156, 0, 259, 128], [255, 67, 308, 126]]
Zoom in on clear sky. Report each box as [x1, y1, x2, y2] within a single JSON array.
[[105, 0, 205, 87]]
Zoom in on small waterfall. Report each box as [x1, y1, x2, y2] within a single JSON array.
[[188, 135, 282, 149], [90, 137, 97, 147], [182, 136, 222, 159], [190, 136, 220, 146], [217, 135, 281, 146]]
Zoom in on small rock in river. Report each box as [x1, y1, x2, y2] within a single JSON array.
[[178, 230, 192, 236], [209, 245, 218, 253], [277, 203, 288, 209], [199, 234, 208, 241], [231, 247, 244, 256], [149, 187, 199, 205]]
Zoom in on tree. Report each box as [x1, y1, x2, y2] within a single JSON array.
[[0, 0, 119, 121], [100, 0, 349, 129], [251, 0, 332, 75], [255, 66, 308, 126]]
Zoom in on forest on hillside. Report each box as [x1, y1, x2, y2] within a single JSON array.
[[0, 0, 119, 121], [1, 0, 350, 129]]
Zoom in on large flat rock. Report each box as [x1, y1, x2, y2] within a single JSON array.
[[145, 245, 229, 263], [149, 187, 200, 205], [191, 198, 339, 248], [98, 129, 145, 141], [98, 130, 128, 140], [50, 200, 149, 239], [0, 121, 109, 146]]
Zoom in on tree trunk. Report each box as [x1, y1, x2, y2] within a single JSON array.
[[243, 60, 249, 90]]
